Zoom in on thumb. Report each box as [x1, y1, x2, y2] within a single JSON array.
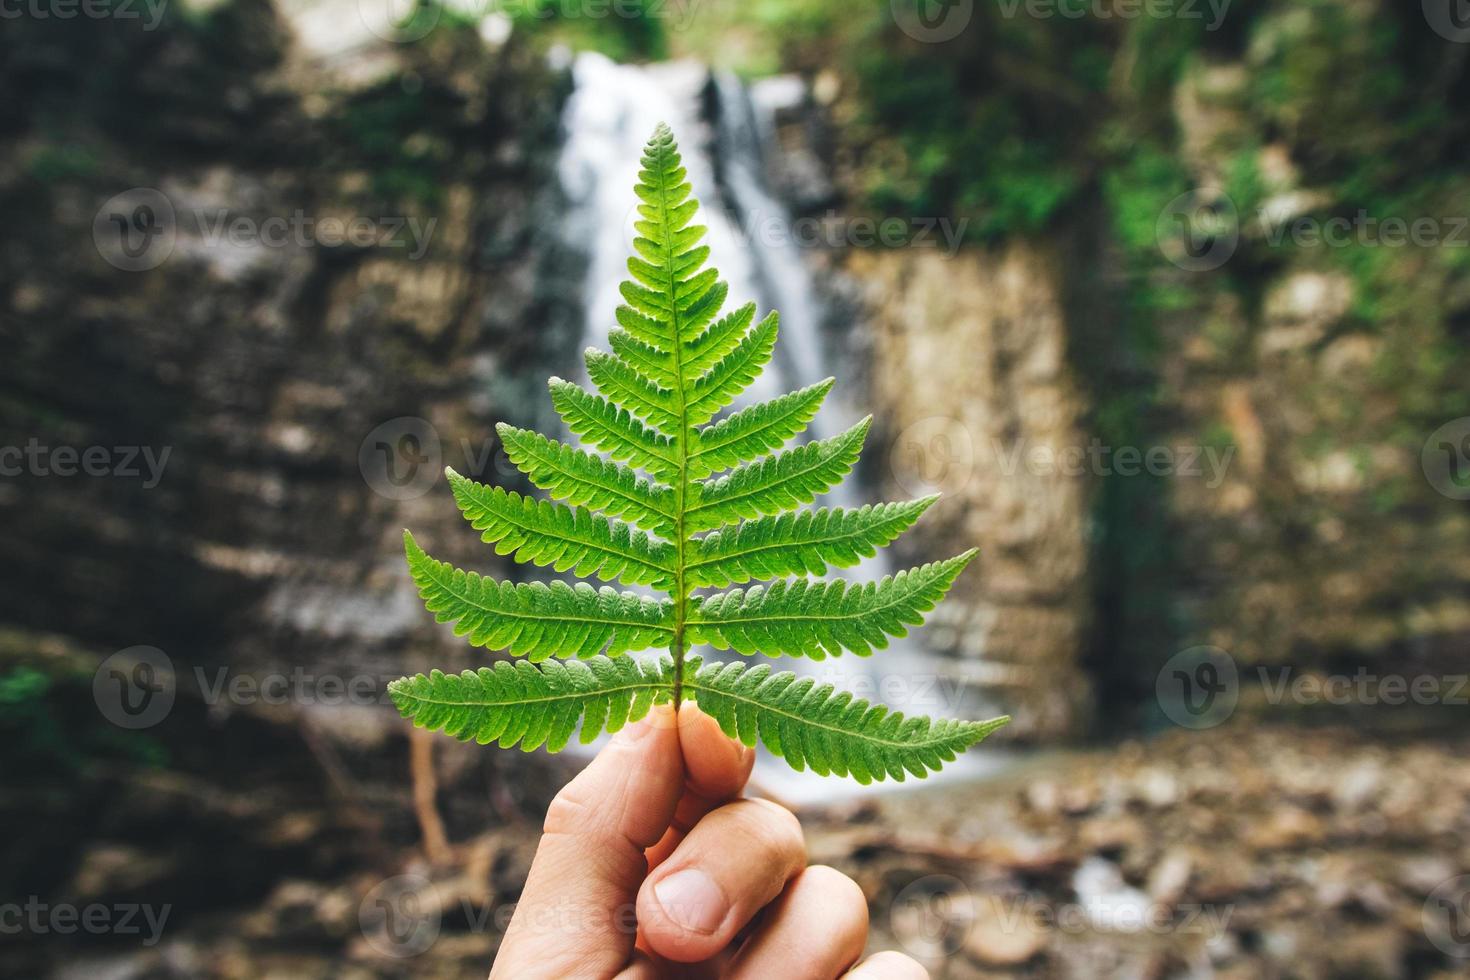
[[491, 703, 683, 980]]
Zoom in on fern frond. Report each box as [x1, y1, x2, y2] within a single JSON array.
[[548, 379, 680, 481], [497, 423, 677, 538], [686, 657, 1009, 782], [687, 550, 976, 659], [448, 469, 675, 589], [687, 379, 834, 479], [392, 123, 1004, 777], [389, 653, 1010, 781], [686, 497, 938, 589], [686, 417, 871, 532], [405, 531, 674, 661], [390, 656, 671, 751]]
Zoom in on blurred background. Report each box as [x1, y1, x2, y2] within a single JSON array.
[[3, 0, 1470, 976]]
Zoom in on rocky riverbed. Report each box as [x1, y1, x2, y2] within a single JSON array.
[[18, 722, 1465, 979]]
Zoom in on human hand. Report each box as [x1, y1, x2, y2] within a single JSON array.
[[490, 701, 928, 979]]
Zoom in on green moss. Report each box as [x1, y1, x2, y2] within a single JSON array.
[[505, 0, 669, 62], [0, 666, 166, 774], [26, 144, 100, 182]]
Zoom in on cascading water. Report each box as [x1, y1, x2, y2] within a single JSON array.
[[557, 52, 999, 798]]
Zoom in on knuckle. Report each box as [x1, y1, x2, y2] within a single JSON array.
[[858, 950, 929, 979], [734, 798, 804, 862], [542, 775, 599, 837], [802, 865, 869, 931]]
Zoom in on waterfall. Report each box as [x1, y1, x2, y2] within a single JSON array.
[[556, 53, 1000, 799]]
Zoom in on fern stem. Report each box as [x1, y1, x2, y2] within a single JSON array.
[[656, 128, 691, 709]]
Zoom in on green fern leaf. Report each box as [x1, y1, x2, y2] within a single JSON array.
[[687, 497, 939, 588], [548, 378, 680, 481], [687, 379, 833, 479], [405, 531, 674, 661], [686, 657, 1009, 783], [448, 469, 675, 588], [497, 423, 677, 537], [688, 551, 977, 659], [390, 123, 1007, 778], [683, 303, 762, 380], [585, 349, 682, 433], [389, 656, 672, 751], [686, 417, 871, 532], [390, 654, 1010, 782]]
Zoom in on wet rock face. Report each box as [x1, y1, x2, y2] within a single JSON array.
[[813, 9, 1470, 736], [846, 246, 1094, 738], [1148, 35, 1470, 691], [0, 0, 578, 954]]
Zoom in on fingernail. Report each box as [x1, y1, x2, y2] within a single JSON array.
[[652, 868, 727, 934]]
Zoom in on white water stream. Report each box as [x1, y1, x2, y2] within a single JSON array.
[[556, 53, 999, 800]]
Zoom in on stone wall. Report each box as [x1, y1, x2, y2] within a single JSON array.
[[849, 247, 1094, 738]]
